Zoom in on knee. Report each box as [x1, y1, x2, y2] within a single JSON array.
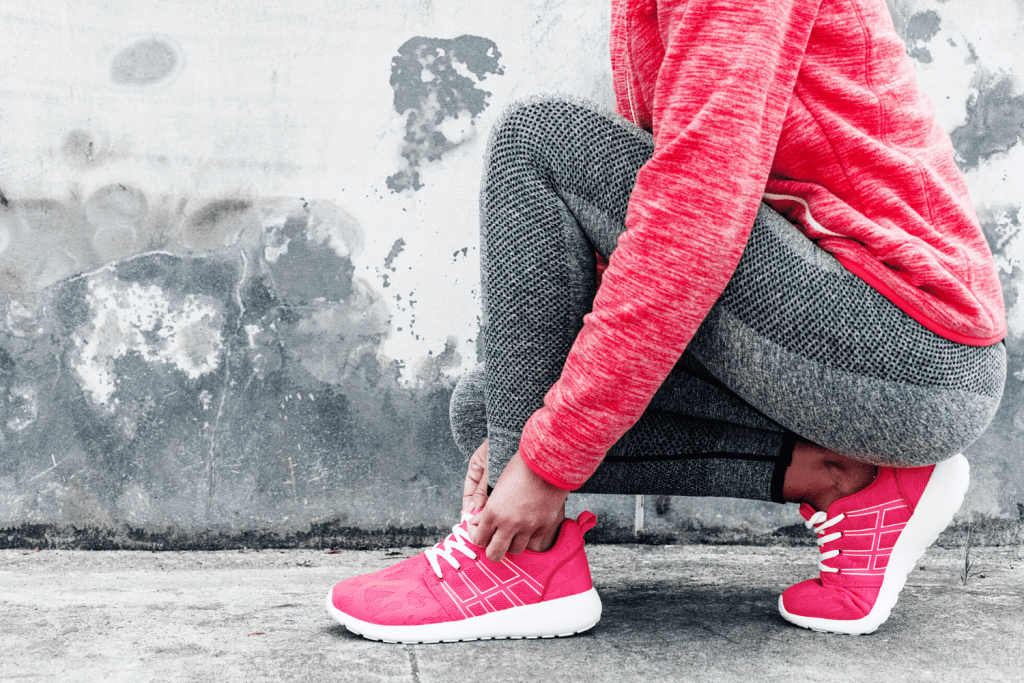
[[485, 95, 587, 162], [492, 96, 565, 132], [449, 367, 488, 456]]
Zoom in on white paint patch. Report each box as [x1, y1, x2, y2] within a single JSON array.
[[910, 27, 977, 133], [449, 60, 480, 84], [244, 324, 261, 348], [929, 0, 1024, 78], [963, 145, 1024, 344], [964, 143, 1024, 275], [262, 206, 292, 264], [5, 300, 40, 338], [72, 272, 224, 408], [0, 221, 10, 259], [5, 384, 38, 432], [437, 111, 476, 146], [1005, 280, 1024, 343]]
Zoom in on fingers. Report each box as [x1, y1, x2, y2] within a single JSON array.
[[461, 454, 485, 499], [461, 464, 485, 513], [467, 451, 569, 563], [469, 509, 515, 562], [468, 509, 496, 551], [506, 532, 531, 557], [485, 528, 516, 563], [461, 440, 488, 513], [470, 511, 536, 562], [486, 528, 535, 562]]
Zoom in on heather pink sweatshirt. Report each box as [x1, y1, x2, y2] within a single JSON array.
[[518, 0, 1006, 491]]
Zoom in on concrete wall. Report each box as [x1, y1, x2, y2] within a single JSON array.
[[0, 0, 1020, 549]]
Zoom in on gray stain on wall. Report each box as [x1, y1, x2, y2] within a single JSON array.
[[903, 10, 941, 63], [386, 35, 504, 192], [86, 185, 148, 258], [270, 212, 355, 303], [884, 2, 1024, 174], [111, 39, 178, 85], [62, 130, 103, 166], [0, 195, 466, 543], [384, 238, 406, 271], [950, 71, 1024, 171]]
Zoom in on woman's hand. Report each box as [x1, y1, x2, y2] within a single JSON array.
[[468, 451, 569, 562], [461, 440, 490, 514]]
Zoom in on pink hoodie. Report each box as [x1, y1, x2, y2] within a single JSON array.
[[517, 0, 1006, 491]]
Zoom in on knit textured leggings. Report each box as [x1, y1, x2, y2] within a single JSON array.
[[449, 96, 1007, 503]]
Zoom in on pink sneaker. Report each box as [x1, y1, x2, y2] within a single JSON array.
[[779, 453, 969, 635], [325, 511, 602, 643]]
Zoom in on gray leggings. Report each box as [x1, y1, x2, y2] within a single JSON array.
[[449, 96, 1007, 502]]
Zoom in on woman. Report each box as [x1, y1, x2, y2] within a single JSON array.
[[326, 0, 1006, 642]]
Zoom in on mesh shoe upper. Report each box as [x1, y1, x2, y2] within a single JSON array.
[[330, 511, 596, 627], [331, 555, 456, 626], [781, 463, 934, 621]]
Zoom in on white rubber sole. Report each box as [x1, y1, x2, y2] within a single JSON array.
[[326, 587, 603, 644], [779, 453, 970, 635]]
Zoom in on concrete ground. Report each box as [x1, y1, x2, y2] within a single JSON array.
[[1, 542, 1022, 683]]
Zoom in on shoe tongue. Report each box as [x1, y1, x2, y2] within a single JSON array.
[[798, 502, 818, 521]]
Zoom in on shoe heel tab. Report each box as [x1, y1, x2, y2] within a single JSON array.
[[577, 511, 597, 535]]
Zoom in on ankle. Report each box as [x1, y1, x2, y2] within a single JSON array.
[[783, 442, 877, 511]]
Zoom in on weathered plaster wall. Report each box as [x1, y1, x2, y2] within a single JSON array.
[[0, 0, 1020, 548]]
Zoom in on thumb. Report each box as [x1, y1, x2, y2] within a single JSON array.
[[470, 475, 489, 514]]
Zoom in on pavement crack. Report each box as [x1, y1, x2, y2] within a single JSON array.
[[698, 622, 742, 646], [405, 644, 421, 683]]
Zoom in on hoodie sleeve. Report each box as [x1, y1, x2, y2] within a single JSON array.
[[516, 0, 823, 490]]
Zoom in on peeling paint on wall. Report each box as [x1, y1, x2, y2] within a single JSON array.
[[386, 35, 504, 192], [902, 9, 941, 63], [0, 193, 472, 538], [71, 273, 224, 408], [383, 238, 406, 271], [951, 72, 1024, 171]]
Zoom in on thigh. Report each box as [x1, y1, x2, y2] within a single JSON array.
[[689, 204, 1007, 466], [480, 96, 656, 476], [481, 95, 653, 267]]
